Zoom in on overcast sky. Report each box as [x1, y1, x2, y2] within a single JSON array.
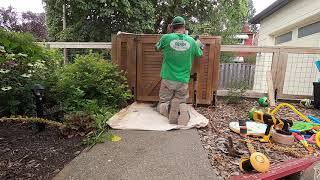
[[0, 0, 277, 14]]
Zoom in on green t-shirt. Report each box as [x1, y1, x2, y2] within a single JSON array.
[[156, 33, 203, 83]]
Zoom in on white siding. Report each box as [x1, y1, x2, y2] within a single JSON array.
[[255, 0, 320, 96], [258, 0, 320, 47]]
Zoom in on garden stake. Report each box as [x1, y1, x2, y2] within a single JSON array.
[[224, 136, 243, 157]]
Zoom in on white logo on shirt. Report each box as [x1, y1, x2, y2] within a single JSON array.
[[170, 40, 190, 51]]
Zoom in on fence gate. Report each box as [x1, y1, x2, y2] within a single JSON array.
[[112, 34, 221, 105]]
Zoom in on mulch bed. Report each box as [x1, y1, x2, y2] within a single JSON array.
[[0, 121, 85, 180], [197, 99, 320, 180]]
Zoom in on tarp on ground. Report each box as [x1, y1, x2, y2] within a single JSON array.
[[107, 102, 208, 131]]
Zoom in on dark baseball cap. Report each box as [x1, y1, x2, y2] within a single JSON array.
[[172, 16, 186, 25]]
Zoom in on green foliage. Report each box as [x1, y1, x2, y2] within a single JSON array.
[[244, 55, 256, 64], [43, 0, 155, 42], [61, 101, 118, 147], [0, 7, 48, 40], [247, 0, 258, 32], [54, 53, 131, 111], [189, 0, 249, 44], [44, 0, 250, 43], [0, 30, 61, 116], [220, 52, 236, 63], [224, 80, 249, 104], [61, 111, 96, 137], [52, 53, 131, 147]]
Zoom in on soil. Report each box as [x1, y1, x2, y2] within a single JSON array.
[[0, 121, 85, 180], [197, 99, 320, 179]]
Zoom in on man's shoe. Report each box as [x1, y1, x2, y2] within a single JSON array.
[[158, 102, 169, 118], [169, 98, 179, 124], [178, 103, 189, 126]]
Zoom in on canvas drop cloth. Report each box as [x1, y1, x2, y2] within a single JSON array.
[[107, 102, 209, 131]]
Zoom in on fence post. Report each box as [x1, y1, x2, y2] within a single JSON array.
[[275, 49, 288, 99], [111, 35, 117, 64], [271, 48, 281, 99]]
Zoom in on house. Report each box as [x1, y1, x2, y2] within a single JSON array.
[[232, 24, 256, 62], [249, 0, 320, 96], [250, 0, 320, 47]]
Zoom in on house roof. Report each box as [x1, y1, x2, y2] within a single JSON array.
[[250, 0, 293, 24]]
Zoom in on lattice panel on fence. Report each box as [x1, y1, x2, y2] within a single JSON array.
[[252, 53, 273, 93], [283, 53, 320, 96]]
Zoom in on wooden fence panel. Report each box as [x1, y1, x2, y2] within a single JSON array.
[[113, 34, 221, 105], [111, 34, 137, 98], [219, 63, 255, 89], [136, 35, 162, 101]]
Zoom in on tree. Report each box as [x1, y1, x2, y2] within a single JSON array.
[[21, 12, 48, 40], [44, 0, 249, 44], [0, 6, 20, 31], [247, 0, 258, 32], [153, 0, 217, 34], [43, 0, 155, 42], [189, 0, 249, 44], [0, 7, 48, 40]]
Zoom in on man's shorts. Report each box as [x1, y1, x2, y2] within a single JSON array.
[[159, 79, 189, 103]]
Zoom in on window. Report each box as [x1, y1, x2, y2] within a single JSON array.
[[275, 31, 292, 44], [298, 21, 320, 38]]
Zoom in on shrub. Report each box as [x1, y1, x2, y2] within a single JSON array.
[[0, 30, 62, 116], [54, 53, 131, 111]]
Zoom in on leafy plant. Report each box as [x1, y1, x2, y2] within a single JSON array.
[[54, 53, 131, 111], [0, 30, 62, 117], [61, 111, 96, 137], [51, 53, 130, 147], [224, 80, 249, 104]]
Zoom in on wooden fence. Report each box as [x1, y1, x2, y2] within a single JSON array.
[[112, 34, 221, 105], [219, 63, 255, 89], [219, 45, 320, 100]]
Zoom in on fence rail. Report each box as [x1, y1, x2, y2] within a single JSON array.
[[38, 42, 112, 49]]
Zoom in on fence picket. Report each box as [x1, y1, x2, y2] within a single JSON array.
[[219, 63, 255, 89]]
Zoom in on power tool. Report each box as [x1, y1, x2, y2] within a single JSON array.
[[253, 111, 293, 143]]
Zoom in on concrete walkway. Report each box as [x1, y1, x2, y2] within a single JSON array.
[[54, 129, 217, 180]]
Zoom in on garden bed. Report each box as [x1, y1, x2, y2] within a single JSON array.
[[197, 99, 320, 179], [0, 121, 85, 179]]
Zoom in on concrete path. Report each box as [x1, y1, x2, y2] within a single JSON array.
[[54, 129, 217, 180]]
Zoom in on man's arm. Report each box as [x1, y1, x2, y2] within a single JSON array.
[[193, 39, 203, 57], [155, 35, 167, 52]]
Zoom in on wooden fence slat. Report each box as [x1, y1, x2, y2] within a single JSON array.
[[218, 63, 256, 89]]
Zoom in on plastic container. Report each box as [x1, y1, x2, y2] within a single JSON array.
[[314, 82, 320, 109], [315, 60, 320, 71]]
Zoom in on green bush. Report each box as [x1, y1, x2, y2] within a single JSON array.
[[0, 30, 62, 116], [54, 53, 131, 111]]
